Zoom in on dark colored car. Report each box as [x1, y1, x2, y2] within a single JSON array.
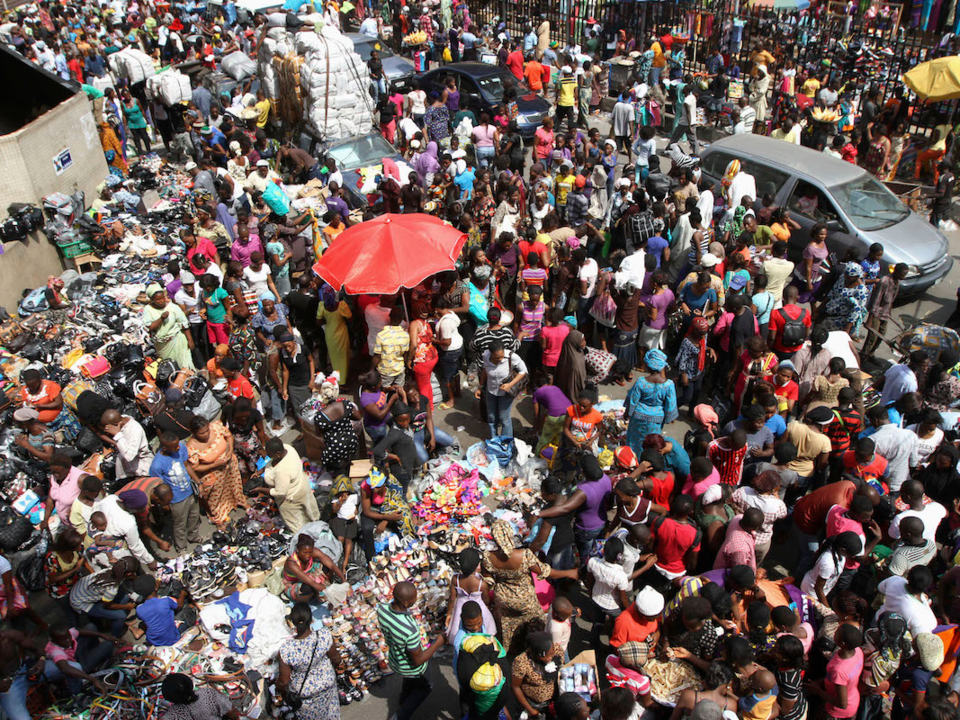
[[418, 62, 551, 137], [347, 33, 415, 92]]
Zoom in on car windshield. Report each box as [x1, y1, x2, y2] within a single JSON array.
[[829, 174, 910, 231], [352, 40, 394, 62], [477, 70, 521, 101], [328, 134, 397, 171]]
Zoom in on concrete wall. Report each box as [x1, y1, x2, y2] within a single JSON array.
[[0, 93, 110, 309]]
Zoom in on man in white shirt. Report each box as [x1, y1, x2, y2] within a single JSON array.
[[867, 406, 919, 493], [877, 568, 937, 638], [101, 410, 155, 481], [94, 494, 157, 569], [253, 440, 320, 534], [889, 479, 947, 543], [762, 240, 796, 308], [879, 351, 928, 407], [359, 16, 379, 36], [668, 85, 700, 155]]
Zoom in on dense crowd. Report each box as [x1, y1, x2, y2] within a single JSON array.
[[2, 1, 960, 720]]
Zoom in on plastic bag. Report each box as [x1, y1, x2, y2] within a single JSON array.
[[484, 437, 515, 468]]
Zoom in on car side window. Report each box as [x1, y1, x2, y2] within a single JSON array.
[[788, 180, 839, 223], [739, 161, 790, 205], [701, 152, 734, 182], [460, 74, 479, 95]]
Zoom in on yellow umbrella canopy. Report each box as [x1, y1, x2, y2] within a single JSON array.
[[904, 56, 960, 102]]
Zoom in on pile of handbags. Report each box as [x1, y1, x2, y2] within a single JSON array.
[[0, 203, 44, 243]]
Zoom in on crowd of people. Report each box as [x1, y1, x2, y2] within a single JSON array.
[[2, 1, 960, 720]]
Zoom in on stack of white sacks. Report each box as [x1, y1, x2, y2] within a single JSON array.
[[258, 21, 374, 140]]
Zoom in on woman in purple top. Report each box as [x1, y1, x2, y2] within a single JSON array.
[[357, 371, 401, 444], [793, 222, 829, 304], [639, 270, 675, 351], [230, 224, 264, 268], [444, 76, 461, 115], [537, 454, 612, 562]]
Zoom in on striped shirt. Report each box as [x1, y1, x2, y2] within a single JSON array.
[[887, 539, 936, 576], [519, 301, 545, 340], [777, 667, 807, 720], [377, 603, 428, 677], [69, 574, 118, 612], [708, 439, 749, 485], [374, 325, 411, 378]]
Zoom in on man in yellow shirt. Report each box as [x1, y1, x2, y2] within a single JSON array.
[[254, 89, 271, 128], [749, 44, 775, 77], [651, 39, 666, 85], [554, 65, 577, 133], [553, 161, 577, 222]]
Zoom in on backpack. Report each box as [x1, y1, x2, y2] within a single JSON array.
[[778, 307, 808, 347]]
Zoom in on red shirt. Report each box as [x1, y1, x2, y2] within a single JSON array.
[[187, 237, 219, 275], [506, 50, 524, 81], [227, 375, 255, 400], [841, 451, 889, 492], [647, 472, 674, 507], [610, 605, 658, 648], [768, 304, 811, 353], [652, 517, 701, 575], [824, 407, 863, 455], [518, 240, 548, 264], [793, 480, 856, 534], [708, 439, 748, 486]]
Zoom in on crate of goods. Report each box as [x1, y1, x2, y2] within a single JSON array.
[[56, 238, 96, 259]]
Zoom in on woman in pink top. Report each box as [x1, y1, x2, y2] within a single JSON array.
[[808, 624, 863, 719], [681, 456, 721, 497], [535, 117, 555, 168], [44, 454, 85, 527], [539, 307, 570, 383], [472, 112, 500, 168]]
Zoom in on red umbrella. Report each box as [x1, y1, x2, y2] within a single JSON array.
[[312, 213, 466, 295]]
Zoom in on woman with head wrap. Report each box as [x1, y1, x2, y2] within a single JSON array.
[[512, 630, 565, 717], [316, 283, 353, 382], [482, 519, 579, 655], [822, 263, 871, 336], [142, 284, 196, 370], [13, 406, 55, 463], [226, 139, 250, 188], [555, 329, 587, 407], [186, 413, 247, 529], [161, 672, 241, 720], [675, 316, 715, 417], [251, 291, 293, 347], [99, 119, 128, 175], [625, 349, 678, 454], [415, 140, 441, 188], [312, 372, 362, 476]]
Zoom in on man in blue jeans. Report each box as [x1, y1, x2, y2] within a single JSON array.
[[377, 581, 446, 720]]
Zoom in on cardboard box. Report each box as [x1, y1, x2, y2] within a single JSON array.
[[561, 650, 601, 700]]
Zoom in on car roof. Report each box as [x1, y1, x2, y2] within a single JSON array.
[[706, 134, 866, 186], [442, 62, 505, 77]]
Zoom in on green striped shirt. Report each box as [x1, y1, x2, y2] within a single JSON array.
[[377, 603, 428, 677]]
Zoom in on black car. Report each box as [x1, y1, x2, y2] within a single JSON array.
[[418, 62, 551, 137]]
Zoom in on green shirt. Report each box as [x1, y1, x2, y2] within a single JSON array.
[[753, 225, 776, 246], [453, 109, 477, 127], [377, 603, 428, 677], [204, 287, 230, 324]]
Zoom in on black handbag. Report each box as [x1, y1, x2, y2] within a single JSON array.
[[0, 505, 34, 552], [285, 633, 320, 711], [74, 426, 102, 455]]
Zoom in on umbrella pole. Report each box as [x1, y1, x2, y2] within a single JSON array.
[[402, 292, 410, 323]]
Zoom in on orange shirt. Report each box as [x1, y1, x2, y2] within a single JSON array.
[[525, 60, 546, 91], [21, 379, 63, 424], [610, 605, 659, 648]]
